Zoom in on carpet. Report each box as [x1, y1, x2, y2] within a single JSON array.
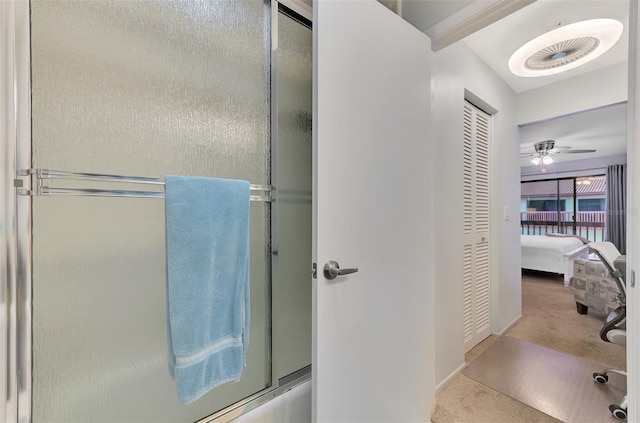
[[463, 335, 626, 423]]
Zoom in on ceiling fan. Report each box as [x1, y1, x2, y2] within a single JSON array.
[[521, 140, 596, 172]]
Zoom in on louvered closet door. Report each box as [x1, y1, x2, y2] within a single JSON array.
[[463, 101, 491, 353]]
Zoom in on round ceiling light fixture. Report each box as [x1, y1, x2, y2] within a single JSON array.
[[508, 18, 623, 77]]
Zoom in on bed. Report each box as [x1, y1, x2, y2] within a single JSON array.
[[521, 234, 589, 286]]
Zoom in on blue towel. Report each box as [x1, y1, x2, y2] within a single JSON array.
[[164, 175, 250, 404]]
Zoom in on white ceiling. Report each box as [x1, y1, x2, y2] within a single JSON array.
[[458, 0, 630, 169], [384, 0, 630, 168], [304, 1, 630, 168], [519, 102, 627, 167], [380, 0, 476, 32], [463, 0, 629, 94]]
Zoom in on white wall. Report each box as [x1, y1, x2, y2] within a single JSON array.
[[518, 62, 629, 179], [432, 41, 521, 386], [517, 63, 628, 182], [517, 62, 628, 125]]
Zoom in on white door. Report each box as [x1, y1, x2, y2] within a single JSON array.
[[627, 1, 639, 420], [462, 101, 491, 353], [313, 1, 434, 422]]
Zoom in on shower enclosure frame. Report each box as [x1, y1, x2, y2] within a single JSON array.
[[1, 0, 311, 422], [1, 0, 32, 421]]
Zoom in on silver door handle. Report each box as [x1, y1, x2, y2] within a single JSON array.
[[323, 260, 359, 280]]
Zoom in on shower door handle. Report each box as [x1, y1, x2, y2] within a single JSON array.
[[323, 260, 358, 280]]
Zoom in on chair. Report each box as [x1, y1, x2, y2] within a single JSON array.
[[588, 242, 627, 420], [572, 258, 620, 316]]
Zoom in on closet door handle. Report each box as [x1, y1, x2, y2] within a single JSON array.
[[323, 260, 358, 280]]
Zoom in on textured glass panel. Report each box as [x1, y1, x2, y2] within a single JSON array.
[[30, 1, 270, 421], [273, 12, 312, 379]]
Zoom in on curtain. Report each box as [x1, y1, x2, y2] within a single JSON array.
[[606, 164, 626, 254]]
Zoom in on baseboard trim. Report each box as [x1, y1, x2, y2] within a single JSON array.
[[435, 362, 466, 394], [496, 315, 522, 336], [435, 316, 522, 394]]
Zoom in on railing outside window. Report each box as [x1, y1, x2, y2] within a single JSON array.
[[520, 210, 606, 241]]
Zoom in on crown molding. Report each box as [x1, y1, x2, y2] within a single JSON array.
[[427, 0, 536, 52]]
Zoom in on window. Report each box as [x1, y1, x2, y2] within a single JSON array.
[[521, 175, 606, 241], [578, 198, 606, 211], [527, 199, 566, 212]]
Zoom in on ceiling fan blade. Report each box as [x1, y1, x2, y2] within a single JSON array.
[[520, 153, 536, 157], [556, 149, 596, 154], [551, 146, 572, 150]]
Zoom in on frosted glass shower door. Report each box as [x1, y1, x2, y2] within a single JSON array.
[[30, 1, 271, 421], [272, 8, 312, 382]]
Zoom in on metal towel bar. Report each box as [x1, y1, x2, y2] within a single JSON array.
[[16, 169, 274, 201]]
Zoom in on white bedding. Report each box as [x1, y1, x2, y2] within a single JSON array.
[[521, 235, 584, 256], [521, 235, 589, 286]]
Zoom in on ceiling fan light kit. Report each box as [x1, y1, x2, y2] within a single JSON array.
[[508, 18, 623, 77], [523, 140, 597, 173], [529, 155, 553, 166], [530, 152, 553, 172]]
